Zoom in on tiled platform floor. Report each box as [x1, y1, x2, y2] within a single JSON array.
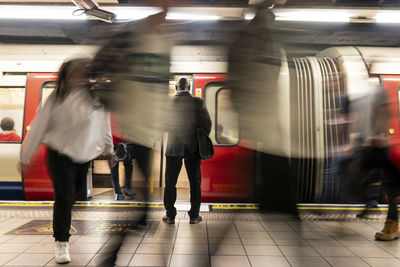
[[0, 208, 400, 266]]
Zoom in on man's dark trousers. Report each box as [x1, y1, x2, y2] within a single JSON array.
[[164, 155, 201, 219]]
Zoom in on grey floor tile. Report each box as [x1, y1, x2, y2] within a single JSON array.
[[340, 240, 377, 247], [313, 246, 355, 257], [46, 253, 94, 266], [348, 246, 394, 257], [0, 243, 35, 253], [4, 253, 53, 266], [175, 237, 208, 244], [7, 236, 46, 243], [279, 246, 319, 256], [0, 236, 13, 243], [269, 231, 301, 240], [286, 256, 331, 267], [324, 257, 370, 267], [129, 254, 171, 266], [307, 240, 343, 247], [244, 245, 282, 256], [177, 230, 207, 239], [73, 235, 111, 244], [69, 242, 104, 254], [299, 232, 334, 240], [240, 238, 275, 245], [25, 242, 54, 253], [238, 231, 270, 239], [249, 256, 291, 267], [145, 230, 177, 238], [173, 243, 208, 255], [210, 244, 246, 255], [170, 254, 210, 267], [234, 221, 264, 232], [261, 222, 294, 232], [0, 253, 18, 265], [210, 255, 251, 267], [362, 257, 400, 267], [273, 239, 309, 246], [136, 243, 173, 254], [141, 237, 175, 244]]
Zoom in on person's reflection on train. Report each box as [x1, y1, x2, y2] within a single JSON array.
[[18, 58, 115, 264], [216, 124, 233, 145], [163, 77, 211, 224], [111, 136, 136, 200], [0, 117, 21, 142]]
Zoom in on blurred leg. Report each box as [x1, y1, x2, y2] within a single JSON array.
[[164, 157, 182, 219], [47, 148, 77, 242], [123, 160, 133, 190], [110, 163, 122, 194], [184, 156, 202, 219]]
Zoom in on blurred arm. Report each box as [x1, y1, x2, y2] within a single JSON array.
[[20, 93, 54, 165]]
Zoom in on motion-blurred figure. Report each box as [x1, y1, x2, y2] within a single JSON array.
[[19, 58, 114, 263], [89, 5, 170, 265], [163, 77, 211, 224], [111, 136, 136, 200], [228, 1, 297, 214], [0, 117, 21, 142]]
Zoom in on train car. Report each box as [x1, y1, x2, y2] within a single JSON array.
[[1, 44, 399, 203]]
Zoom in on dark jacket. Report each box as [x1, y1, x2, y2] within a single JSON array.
[[166, 91, 211, 157]]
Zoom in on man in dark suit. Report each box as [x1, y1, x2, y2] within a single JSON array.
[[163, 77, 211, 224]]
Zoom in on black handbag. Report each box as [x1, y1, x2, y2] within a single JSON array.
[[197, 128, 214, 160]]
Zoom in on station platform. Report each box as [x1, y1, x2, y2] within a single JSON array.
[[0, 202, 399, 267]]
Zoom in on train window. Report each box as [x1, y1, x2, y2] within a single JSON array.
[[0, 87, 25, 143], [216, 89, 239, 145], [40, 82, 56, 108], [204, 84, 239, 146]]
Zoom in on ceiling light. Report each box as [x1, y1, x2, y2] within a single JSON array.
[[0, 6, 84, 20], [166, 13, 220, 21], [376, 11, 400, 23], [274, 10, 350, 23]]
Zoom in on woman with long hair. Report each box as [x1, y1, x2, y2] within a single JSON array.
[[19, 58, 114, 263]]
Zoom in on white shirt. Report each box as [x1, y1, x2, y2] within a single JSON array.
[[21, 89, 113, 164]]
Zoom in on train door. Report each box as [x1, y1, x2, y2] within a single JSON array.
[[382, 75, 400, 148], [194, 74, 254, 202], [22, 73, 57, 200], [0, 73, 26, 199]]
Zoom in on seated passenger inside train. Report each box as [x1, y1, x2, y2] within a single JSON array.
[[0, 117, 21, 142]]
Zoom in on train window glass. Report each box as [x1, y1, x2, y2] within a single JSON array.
[[216, 89, 239, 145], [204, 84, 218, 144], [0, 87, 25, 142], [40, 82, 56, 108]]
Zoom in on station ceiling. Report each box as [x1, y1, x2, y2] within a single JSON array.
[[1, 0, 400, 54]]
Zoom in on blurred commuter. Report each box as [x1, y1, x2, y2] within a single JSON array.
[[111, 136, 136, 200], [228, 2, 297, 214], [163, 77, 211, 224], [346, 81, 400, 240], [89, 6, 170, 265], [19, 58, 114, 263], [0, 117, 21, 142]]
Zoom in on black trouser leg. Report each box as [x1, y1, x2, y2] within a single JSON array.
[[123, 160, 133, 190], [47, 148, 89, 242], [110, 163, 122, 194], [164, 157, 183, 219], [184, 156, 202, 219], [386, 187, 399, 221]]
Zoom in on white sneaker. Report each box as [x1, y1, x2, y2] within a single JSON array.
[[55, 241, 71, 263]]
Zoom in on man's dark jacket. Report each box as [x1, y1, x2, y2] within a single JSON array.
[[166, 91, 212, 157]]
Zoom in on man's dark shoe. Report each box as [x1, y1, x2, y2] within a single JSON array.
[[189, 216, 202, 224], [162, 215, 175, 224], [124, 188, 136, 197]]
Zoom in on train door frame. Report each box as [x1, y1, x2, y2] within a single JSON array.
[[194, 73, 255, 202]]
